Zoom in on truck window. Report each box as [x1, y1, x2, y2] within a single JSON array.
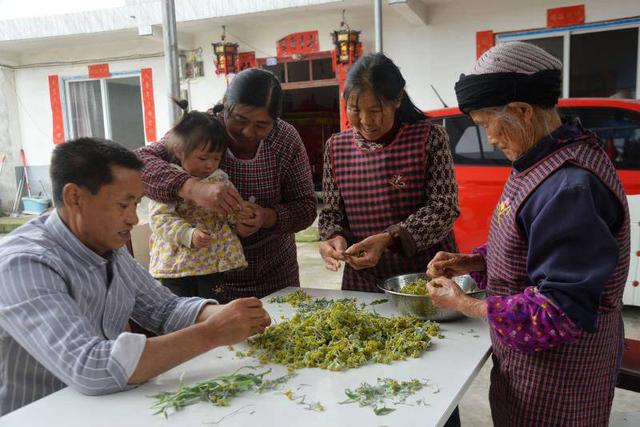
[[444, 115, 508, 165], [560, 107, 640, 170]]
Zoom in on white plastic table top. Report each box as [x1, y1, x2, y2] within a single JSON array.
[[0, 287, 491, 427]]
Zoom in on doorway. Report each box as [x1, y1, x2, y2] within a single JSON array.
[[259, 52, 341, 190]]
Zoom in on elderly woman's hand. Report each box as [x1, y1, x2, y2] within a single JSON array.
[[427, 251, 486, 278], [426, 277, 466, 311], [427, 277, 488, 319]]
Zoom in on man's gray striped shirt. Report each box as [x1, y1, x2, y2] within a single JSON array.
[[0, 211, 210, 415]]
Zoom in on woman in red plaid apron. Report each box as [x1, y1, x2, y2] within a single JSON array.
[[427, 42, 629, 426], [318, 53, 459, 292], [137, 69, 316, 302]]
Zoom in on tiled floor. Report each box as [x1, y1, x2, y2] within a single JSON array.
[[296, 239, 640, 426]]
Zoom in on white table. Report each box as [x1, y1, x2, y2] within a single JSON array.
[[0, 288, 491, 427]]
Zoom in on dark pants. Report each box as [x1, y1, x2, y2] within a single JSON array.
[[160, 274, 229, 302], [444, 407, 461, 427]]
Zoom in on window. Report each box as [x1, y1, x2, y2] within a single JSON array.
[[570, 29, 638, 98], [258, 52, 336, 87], [560, 107, 640, 170], [263, 63, 285, 82], [526, 36, 564, 62], [444, 115, 508, 165], [311, 58, 334, 80], [287, 61, 310, 82], [498, 19, 640, 99], [65, 75, 146, 151]]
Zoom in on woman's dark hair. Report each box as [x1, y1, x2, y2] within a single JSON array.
[[50, 137, 143, 206], [169, 99, 227, 159], [344, 53, 426, 125], [212, 68, 283, 120]]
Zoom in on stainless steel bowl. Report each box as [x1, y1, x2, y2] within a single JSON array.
[[377, 273, 485, 321]]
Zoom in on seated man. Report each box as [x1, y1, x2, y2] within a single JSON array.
[[0, 138, 271, 415]]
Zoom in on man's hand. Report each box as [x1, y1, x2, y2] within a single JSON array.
[[319, 235, 348, 271], [343, 233, 393, 270], [181, 179, 243, 215], [202, 298, 271, 347], [426, 251, 486, 278], [128, 299, 271, 385], [191, 229, 211, 248]]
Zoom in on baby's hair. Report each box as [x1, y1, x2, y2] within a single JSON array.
[[168, 99, 228, 159]]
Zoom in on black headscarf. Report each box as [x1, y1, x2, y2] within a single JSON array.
[[454, 69, 562, 115]]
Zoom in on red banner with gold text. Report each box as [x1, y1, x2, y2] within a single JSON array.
[[476, 30, 494, 59], [548, 5, 585, 28], [48, 75, 65, 144]]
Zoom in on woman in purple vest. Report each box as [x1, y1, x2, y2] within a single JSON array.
[[426, 42, 630, 426], [319, 53, 459, 292], [137, 69, 316, 302]]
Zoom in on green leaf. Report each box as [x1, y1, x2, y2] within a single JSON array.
[[344, 390, 358, 400], [149, 367, 290, 418], [246, 298, 442, 372], [374, 407, 396, 416]]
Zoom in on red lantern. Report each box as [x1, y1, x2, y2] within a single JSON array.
[[212, 26, 238, 75], [331, 10, 361, 65]]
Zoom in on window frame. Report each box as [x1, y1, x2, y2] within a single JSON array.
[[496, 17, 640, 99], [257, 51, 338, 90], [61, 71, 144, 141]]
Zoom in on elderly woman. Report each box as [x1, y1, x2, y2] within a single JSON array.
[[427, 42, 629, 426]]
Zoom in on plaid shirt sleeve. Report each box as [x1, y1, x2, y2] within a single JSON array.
[[469, 244, 488, 289], [271, 127, 317, 235], [136, 138, 190, 203], [388, 124, 460, 256], [318, 136, 351, 241]]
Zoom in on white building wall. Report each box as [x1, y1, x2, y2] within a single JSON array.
[[0, 67, 23, 212], [188, 0, 640, 110], [396, 0, 640, 108], [9, 0, 640, 166], [13, 55, 169, 166], [185, 10, 375, 112]]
